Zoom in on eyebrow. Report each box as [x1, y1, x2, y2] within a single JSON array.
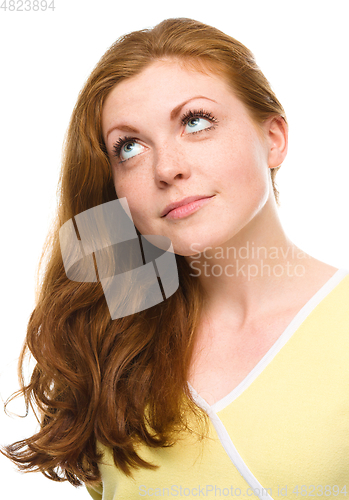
[[105, 95, 217, 140]]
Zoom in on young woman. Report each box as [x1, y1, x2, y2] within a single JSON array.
[[3, 17, 349, 500]]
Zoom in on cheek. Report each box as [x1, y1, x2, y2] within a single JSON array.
[[224, 127, 267, 178], [210, 131, 270, 212], [113, 174, 138, 217], [113, 174, 153, 232], [208, 142, 266, 186], [112, 155, 150, 197], [112, 167, 139, 205]]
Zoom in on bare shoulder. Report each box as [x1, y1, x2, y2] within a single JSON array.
[[289, 258, 339, 301]]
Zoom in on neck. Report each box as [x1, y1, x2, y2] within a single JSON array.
[[184, 196, 325, 327]]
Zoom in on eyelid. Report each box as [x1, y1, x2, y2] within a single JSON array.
[[112, 136, 145, 163], [180, 108, 218, 127]]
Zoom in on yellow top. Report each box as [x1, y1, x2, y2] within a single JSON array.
[[86, 269, 349, 500]]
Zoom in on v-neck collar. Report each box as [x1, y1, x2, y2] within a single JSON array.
[[188, 268, 349, 414]]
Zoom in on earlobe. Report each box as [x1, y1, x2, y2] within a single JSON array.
[[265, 116, 288, 169]]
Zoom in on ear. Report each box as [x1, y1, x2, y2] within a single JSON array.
[[262, 115, 288, 169]]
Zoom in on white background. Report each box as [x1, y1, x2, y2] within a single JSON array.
[[0, 0, 348, 497]]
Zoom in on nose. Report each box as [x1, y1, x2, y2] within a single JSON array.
[[153, 140, 191, 187]]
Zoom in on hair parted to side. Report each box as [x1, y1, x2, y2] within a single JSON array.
[[1, 18, 288, 486]]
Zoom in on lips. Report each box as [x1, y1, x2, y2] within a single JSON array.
[[161, 195, 215, 217]]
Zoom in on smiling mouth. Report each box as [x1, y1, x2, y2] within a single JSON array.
[[163, 195, 215, 220]]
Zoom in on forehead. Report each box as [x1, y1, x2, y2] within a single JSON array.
[[105, 59, 232, 103], [101, 59, 240, 126]]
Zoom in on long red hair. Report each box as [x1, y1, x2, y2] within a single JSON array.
[[1, 17, 287, 486]]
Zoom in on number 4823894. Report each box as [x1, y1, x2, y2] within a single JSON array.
[[0, 1, 55, 10]]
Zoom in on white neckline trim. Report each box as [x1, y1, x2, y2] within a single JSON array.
[[187, 268, 349, 500], [188, 268, 349, 414], [195, 400, 275, 500]]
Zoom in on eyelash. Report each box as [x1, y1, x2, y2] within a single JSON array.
[[180, 108, 218, 129], [112, 136, 137, 161], [112, 109, 218, 161]]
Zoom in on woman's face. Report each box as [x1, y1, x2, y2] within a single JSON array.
[[102, 59, 283, 257]]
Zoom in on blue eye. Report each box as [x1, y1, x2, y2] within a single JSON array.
[[113, 137, 144, 162], [185, 116, 213, 133], [181, 109, 218, 135], [120, 141, 144, 160]]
